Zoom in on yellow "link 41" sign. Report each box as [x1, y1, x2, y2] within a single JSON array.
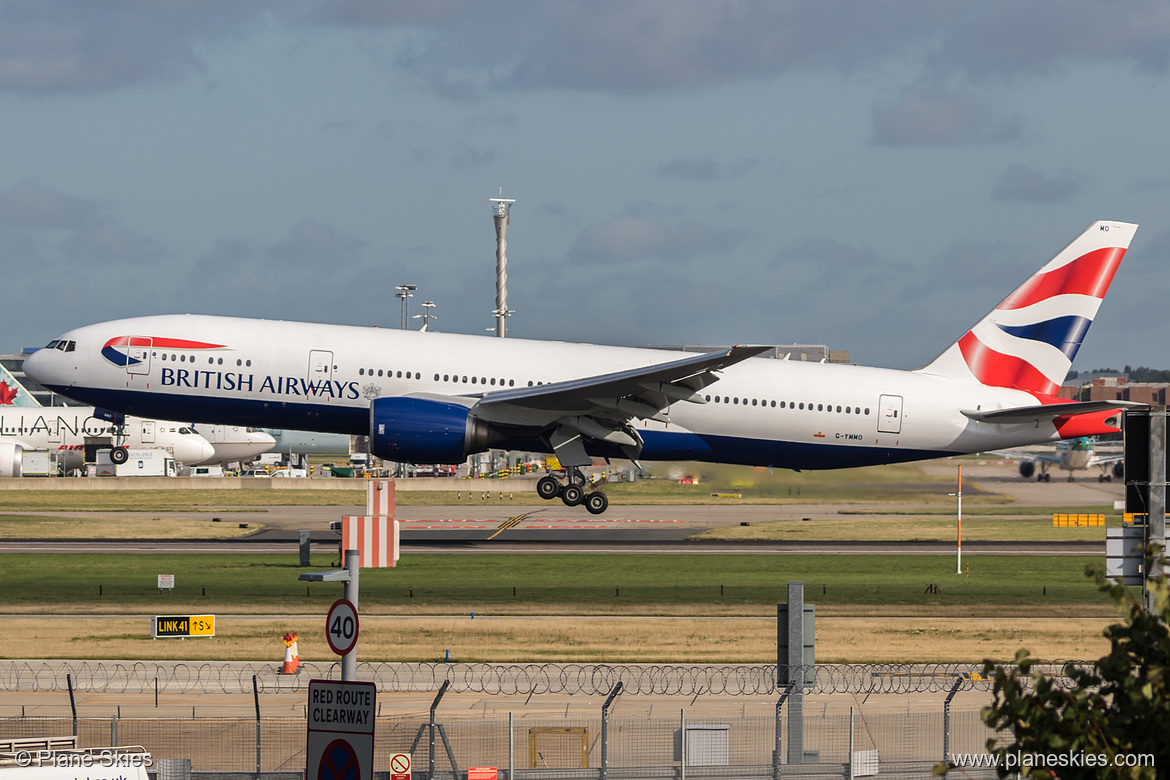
[[152, 614, 215, 638]]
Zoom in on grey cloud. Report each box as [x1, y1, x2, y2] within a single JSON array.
[[0, 180, 164, 266], [267, 221, 367, 269], [61, 221, 168, 266], [7, 1, 1168, 97], [0, 180, 102, 230], [992, 164, 1083, 202], [0, 1, 271, 94], [567, 216, 745, 265], [871, 87, 1022, 146], [451, 144, 495, 169], [657, 156, 759, 181], [312, 1, 1170, 95]]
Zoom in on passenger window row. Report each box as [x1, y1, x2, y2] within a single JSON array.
[[153, 353, 252, 368], [704, 395, 870, 415]]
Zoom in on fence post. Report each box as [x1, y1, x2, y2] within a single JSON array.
[[600, 682, 623, 780], [429, 679, 450, 779], [942, 675, 963, 764], [67, 674, 77, 737], [848, 707, 855, 780], [508, 711, 514, 780], [253, 675, 261, 780], [773, 684, 793, 780], [680, 708, 686, 780], [111, 715, 117, 749]]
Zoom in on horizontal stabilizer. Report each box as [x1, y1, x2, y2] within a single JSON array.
[[962, 399, 1144, 424]]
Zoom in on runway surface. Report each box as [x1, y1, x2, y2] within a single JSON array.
[[0, 460, 1121, 555]]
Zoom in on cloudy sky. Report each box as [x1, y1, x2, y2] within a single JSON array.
[[2, 0, 1169, 373]]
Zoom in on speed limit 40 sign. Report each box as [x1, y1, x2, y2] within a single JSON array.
[[326, 598, 359, 655]]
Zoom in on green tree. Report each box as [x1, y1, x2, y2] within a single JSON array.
[[938, 552, 1168, 779]]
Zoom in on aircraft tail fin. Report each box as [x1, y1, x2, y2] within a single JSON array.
[[917, 220, 1137, 395], [0, 362, 44, 408]]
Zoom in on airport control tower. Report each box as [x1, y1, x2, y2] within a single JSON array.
[[489, 195, 515, 337]]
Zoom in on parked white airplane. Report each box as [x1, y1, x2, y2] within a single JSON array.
[[25, 221, 1142, 513], [990, 436, 1124, 482], [192, 424, 277, 466], [0, 362, 215, 476]]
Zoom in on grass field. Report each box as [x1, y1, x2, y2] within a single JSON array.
[[695, 508, 1120, 542], [0, 514, 258, 539], [0, 461, 1009, 510], [0, 615, 1114, 664], [0, 460, 1128, 662], [0, 552, 1115, 618]]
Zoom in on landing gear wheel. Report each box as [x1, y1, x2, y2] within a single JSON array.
[[585, 491, 609, 515], [561, 483, 585, 506], [110, 446, 129, 465], [537, 476, 560, 501]]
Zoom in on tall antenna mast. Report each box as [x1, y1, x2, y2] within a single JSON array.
[[488, 192, 515, 337]]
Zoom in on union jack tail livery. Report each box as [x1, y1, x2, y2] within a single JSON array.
[[919, 220, 1137, 396]]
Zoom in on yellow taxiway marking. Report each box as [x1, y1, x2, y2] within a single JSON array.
[[487, 513, 533, 540]]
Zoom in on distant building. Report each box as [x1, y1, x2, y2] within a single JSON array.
[[1060, 375, 1170, 405], [641, 344, 849, 364]]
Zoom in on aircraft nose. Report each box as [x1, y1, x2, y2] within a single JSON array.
[[187, 438, 217, 466], [22, 348, 48, 384]]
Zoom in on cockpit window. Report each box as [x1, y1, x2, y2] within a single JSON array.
[[45, 340, 60, 349], [179, 427, 194, 434], [63, 341, 75, 352]]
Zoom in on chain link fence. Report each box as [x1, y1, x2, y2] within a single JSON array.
[[1, 704, 1004, 780]]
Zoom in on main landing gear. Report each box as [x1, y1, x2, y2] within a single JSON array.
[[536, 468, 609, 515]]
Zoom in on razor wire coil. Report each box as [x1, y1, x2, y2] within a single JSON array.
[[0, 660, 1091, 697]]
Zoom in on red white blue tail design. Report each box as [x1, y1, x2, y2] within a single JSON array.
[[919, 221, 1138, 395]]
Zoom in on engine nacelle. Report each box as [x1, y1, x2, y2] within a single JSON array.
[[0, 442, 23, 478], [1018, 460, 1035, 479], [369, 397, 495, 464], [1112, 461, 1124, 479]]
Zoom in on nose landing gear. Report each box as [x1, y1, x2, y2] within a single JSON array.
[[535, 468, 609, 514]]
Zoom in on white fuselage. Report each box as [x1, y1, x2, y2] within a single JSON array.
[[0, 406, 216, 468], [192, 424, 277, 465], [23, 314, 1085, 471]]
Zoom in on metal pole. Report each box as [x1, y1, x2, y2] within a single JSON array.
[[680, 708, 686, 780], [956, 465, 963, 574], [508, 711, 514, 780], [67, 674, 76, 736], [253, 675, 261, 780], [848, 706, 855, 780], [429, 680, 450, 779], [786, 581, 804, 764], [1149, 409, 1167, 613], [600, 682, 623, 780], [342, 549, 359, 682], [943, 676, 963, 764]]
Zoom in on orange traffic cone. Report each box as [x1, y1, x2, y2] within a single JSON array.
[[280, 632, 299, 674]]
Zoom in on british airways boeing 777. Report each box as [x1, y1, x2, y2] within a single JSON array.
[[24, 221, 1142, 513]]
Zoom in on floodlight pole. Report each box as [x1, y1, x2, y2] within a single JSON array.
[[395, 284, 417, 330]]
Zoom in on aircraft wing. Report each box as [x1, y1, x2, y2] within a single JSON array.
[[962, 399, 1145, 424], [471, 345, 771, 465], [477, 345, 770, 414]]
